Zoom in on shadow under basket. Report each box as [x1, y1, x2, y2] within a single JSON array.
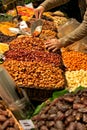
[[20, 86, 65, 102]]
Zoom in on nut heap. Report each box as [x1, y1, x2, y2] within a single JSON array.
[[5, 49, 62, 67], [9, 36, 45, 51], [62, 50, 87, 71], [3, 60, 65, 89], [0, 102, 21, 130], [39, 30, 57, 40], [65, 70, 87, 92], [32, 89, 87, 130], [42, 20, 57, 32]]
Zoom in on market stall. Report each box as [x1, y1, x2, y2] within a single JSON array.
[[0, 0, 87, 130]]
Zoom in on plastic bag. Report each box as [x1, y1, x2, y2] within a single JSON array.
[[58, 18, 87, 53], [58, 18, 80, 38]]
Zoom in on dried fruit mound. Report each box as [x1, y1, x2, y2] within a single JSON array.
[[9, 36, 45, 51], [65, 70, 87, 92], [5, 49, 62, 67], [3, 60, 65, 89], [32, 89, 87, 130], [0, 102, 21, 130], [62, 50, 87, 71]]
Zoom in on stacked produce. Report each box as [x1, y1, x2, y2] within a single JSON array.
[[5, 49, 62, 67], [9, 36, 45, 51], [17, 6, 34, 21], [43, 11, 68, 28], [3, 60, 65, 89], [61, 49, 87, 91], [62, 49, 87, 71], [32, 89, 87, 130], [2, 17, 64, 101], [65, 70, 87, 92], [0, 22, 17, 36], [39, 30, 57, 40], [0, 101, 22, 130]]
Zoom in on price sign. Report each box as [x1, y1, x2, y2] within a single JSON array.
[[2, 0, 16, 5], [19, 120, 35, 130]]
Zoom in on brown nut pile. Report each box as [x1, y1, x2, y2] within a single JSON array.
[[9, 36, 45, 51], [5, 49, 62, 67], [53, 16, 68, 28], [39, 30, 57, 40], [62, 49, 87, 71], [42, 20, 57, 32], [0, 102, 21, 130], [3, 60, 65, 89], [32, 89, 87, 130]]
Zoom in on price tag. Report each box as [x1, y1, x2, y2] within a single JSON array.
[[19, 119, 35, 130], [2, 0, 16, 5]]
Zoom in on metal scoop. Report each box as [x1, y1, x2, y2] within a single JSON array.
[[30, 19, 43, 36]]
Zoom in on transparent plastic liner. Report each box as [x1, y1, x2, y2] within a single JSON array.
[[0, 66, 19, 105], [0, 66, 34, 120], [9, 97, 34, 120]]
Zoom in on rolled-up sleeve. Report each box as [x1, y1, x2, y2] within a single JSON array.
[[40, 0, 70, 11], [59, 8, 87, 46]]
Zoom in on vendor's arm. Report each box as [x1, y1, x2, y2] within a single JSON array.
[[59, 8, 87, 46], [40, 0, 70, 11], [34, 0, 70, 18], [45, 8, 87, 52]]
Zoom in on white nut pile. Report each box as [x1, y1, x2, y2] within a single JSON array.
[[65, 69, 87, 92]]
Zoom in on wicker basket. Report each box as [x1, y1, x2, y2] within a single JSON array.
[[20, 86, 65, 102]]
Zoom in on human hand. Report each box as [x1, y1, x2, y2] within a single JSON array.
[[45, 38, 63, 52], [34, 6, 45, 19]]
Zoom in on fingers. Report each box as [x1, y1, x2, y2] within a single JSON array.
[[45, 39, 60, 52], [34, 6, 45, 19], [34, 10, 39, 19], [39, 11, 43, 19]]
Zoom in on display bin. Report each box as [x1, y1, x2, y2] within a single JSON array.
[[19, 85, 65, 102], [0, 100, 23, 130]]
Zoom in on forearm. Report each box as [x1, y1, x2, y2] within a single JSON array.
[[59, 9, 87, 46], [40, 0, 70, 11]]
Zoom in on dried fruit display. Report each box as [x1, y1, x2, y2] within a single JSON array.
[[0, 43, 9, 54], [0, 22, 17, 36], [9, 36, 45, 51], [42, 20, 57, 32], [53, 16, 68, 28], [65, 70, 87, 92], [0, 32, 17, 43], [39, 30, 57, 40], [3, 60, 65, 89], [27, 19, 57, 32], [32, 89, 87, 130], [62, 49, 87, 71], [0, 101, 22, 130], [17, 6, 34, 17], [5, 49, 62, 67]]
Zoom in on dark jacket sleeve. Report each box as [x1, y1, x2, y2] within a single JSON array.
[[40, 0, 70, 11]]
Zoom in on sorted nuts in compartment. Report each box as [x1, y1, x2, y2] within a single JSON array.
[[3, 60, 65, 89], [5, 49, 62, 67], [9, 36, 45, 51], [65, 69, 87, 92], [62, 49, 87, 71]]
